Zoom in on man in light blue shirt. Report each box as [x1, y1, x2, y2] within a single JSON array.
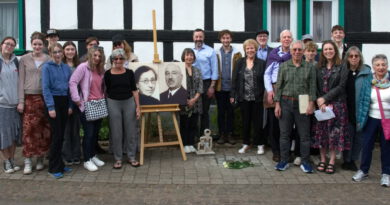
[[192, 28, 218, 134], [256, 30, 273, 61]]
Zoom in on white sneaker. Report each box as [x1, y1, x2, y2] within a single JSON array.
[[381, 174, 390, 187], [36, 157, 44, 171], [3, 160, 14, 174], [91, 156, 105, 167], [189, 146, 197, 153], [238, 144, 249, 154], [84, 160, 98, 172], [23, 158, 32, 175], [294, 157, 302, 166], [352, 170, 368, 182], [184, 146, 191, 153], [10, 159, 20, 172], [257, 145, 265, 155]]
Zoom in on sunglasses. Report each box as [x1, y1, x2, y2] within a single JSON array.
[[113, 41, 122, 47], [113, 57, 124, 61], [349, 54, 360, 59], [92, 45, 104, 51]]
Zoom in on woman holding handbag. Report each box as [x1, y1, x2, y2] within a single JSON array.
[[69, 46, 106, 172], [353, 54, 390, 187]]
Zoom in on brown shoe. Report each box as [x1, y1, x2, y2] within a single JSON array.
[[272, 154, 280, 162], [226, 134, 236, 145], [217, 134, 226, 144]]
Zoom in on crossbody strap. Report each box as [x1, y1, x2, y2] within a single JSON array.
[[374, 86, 387, 120]]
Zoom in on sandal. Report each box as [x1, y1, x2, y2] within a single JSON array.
[[128, 160, 140, 168], [316, 162, 326, 172], [325, 163, 335, 174], [113, 161, 122, 169]]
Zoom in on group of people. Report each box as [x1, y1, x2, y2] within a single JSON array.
[[0, 25, 389, 187]]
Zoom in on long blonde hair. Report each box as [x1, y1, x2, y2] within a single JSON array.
[[87, 46, 105, 74]]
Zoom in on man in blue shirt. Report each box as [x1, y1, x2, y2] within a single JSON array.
[[192, 29, 218, 135], [215, 30, 242, 145], [256, 30, 273, 62]]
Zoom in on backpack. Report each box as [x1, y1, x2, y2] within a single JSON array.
[[0, 57, 19, 73]]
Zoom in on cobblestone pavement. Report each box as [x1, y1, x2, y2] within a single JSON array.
[[0, 144, 388, 204]]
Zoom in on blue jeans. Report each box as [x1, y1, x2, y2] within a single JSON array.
[[360, 117, 390, 174], [80, 112, 102, 162]]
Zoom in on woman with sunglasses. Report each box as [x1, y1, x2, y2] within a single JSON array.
[[42, 43, 73, 179], [341, 46, 371, 171], [69, 46, 106, 172], [18, 32, 51, 175], [104, 49, 140, 169], [105, 34, 138, 70], [0, 37, 21, 174]]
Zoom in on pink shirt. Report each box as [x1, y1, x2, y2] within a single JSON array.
[[88, 71, 104, 101]]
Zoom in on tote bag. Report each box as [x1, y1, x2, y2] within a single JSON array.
[[84, 98, 108, 121], [375, 87, 390, 141]]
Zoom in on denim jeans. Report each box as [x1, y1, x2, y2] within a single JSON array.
[[360, 117, 390, 174], [80, 112, 102, 162]]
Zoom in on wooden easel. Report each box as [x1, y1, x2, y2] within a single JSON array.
[[139, 104, 187, 165], [138, 10, 186, 165]]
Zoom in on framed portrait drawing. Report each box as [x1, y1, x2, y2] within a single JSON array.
[[129, 62, 187, 105]]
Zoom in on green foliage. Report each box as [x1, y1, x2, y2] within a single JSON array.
[[79, 117, 110, 141]]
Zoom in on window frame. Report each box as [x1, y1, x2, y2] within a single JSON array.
[[309, 0, 339, 41], [265, 0, 299, 47], [0, 0, 24, 55]]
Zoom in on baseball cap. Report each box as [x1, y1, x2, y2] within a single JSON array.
[[46, 29, 59, 37]]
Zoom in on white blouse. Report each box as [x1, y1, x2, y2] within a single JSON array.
[[369, 87, 390, 119]]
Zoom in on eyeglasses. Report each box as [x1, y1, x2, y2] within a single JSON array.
[[113, 57, 124, 61], [52, 51, 63, 55], [3, 42, 16, 48], [348, 54, 360, 59], [292, 48, 303, 52], [139, 79, 157, 84]]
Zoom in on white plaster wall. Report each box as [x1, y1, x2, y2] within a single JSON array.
[[173, 42, 194, 61], [133, 42, 164, 62], [50, 0, 77, 29], [172, 0, 204, 30], [93, 0, 124, 29], [25, 0, 41, 50], [214, 0, 244, 31], [132, 0, 164, 30], [362, 44, 390, 69], [96, 41, 113, 59], [371, 0, 390, 32]]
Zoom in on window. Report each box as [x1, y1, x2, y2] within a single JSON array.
[[310, 0, 339, 42], [267, 0, 298, 45], [0, 1, 18, 45]]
